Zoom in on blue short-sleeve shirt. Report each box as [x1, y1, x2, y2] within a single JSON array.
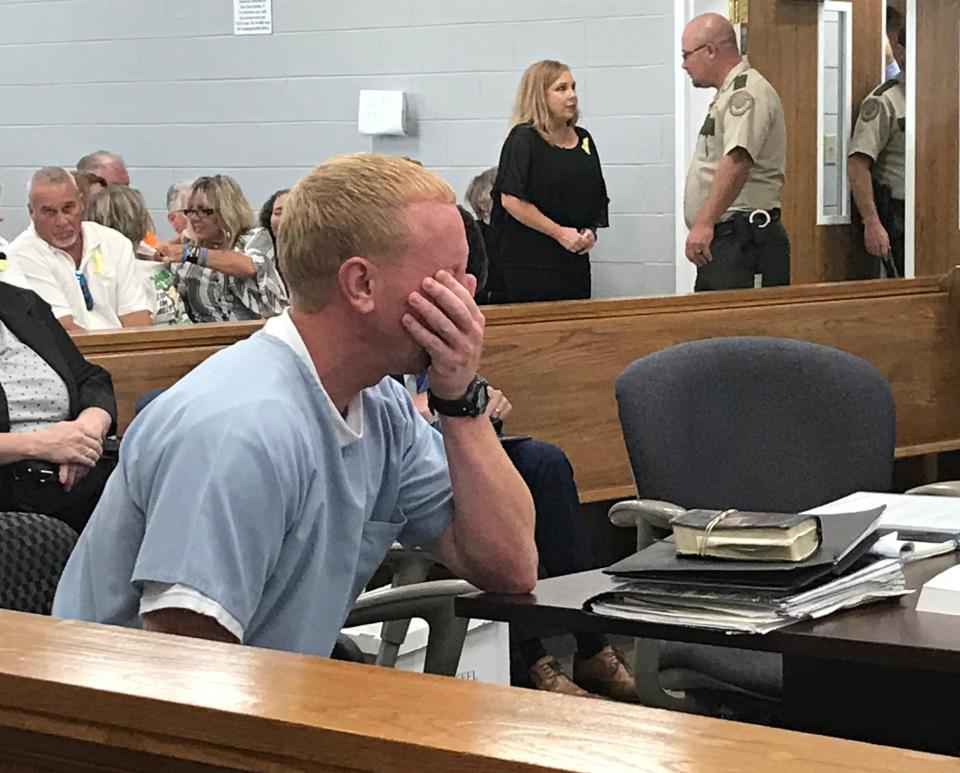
[[52, 314, 456, 656]]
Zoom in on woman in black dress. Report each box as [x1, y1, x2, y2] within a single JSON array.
[[493, 59, 609, 303]]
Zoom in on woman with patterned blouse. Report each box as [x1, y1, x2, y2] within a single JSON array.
[[155, 175, 288, 322], [0, 282, 117, 534]]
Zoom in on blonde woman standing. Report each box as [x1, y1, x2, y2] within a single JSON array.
[[155, 175, 287, 322], [493, 60, 609, 303]]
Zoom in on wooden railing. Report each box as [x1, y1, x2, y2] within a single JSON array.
[[75, 273, 960, 503], [0, 611, 950, 772]]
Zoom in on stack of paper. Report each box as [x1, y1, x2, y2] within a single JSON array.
[[588, 558, 907, 634], [588, 506, 910, 633]]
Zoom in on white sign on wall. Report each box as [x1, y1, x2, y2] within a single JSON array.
[[234, 0, 272, 36]]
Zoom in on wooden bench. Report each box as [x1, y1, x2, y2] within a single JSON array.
[[0, 610, 953, 771], [75, 273, 960, 503]]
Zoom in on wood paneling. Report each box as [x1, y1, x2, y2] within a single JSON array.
[[915, 0, 960, 276], [748, 0, 884, 284], [76, 275, 960, 503], [0, 611, 953, 772]]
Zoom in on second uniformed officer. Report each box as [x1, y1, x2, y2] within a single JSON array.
[[681, 13, 789, 291], [848, 25, 907, 277]]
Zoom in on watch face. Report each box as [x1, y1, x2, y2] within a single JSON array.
[[472, 378, 489, 414]]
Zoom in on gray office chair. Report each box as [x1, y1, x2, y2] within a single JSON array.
[[611, 336, 896, 716], [344, 578, 475, 676], [0, 512, 78, 615]]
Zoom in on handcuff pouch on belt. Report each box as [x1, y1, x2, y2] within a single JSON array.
[[719, 209, 775, 248]]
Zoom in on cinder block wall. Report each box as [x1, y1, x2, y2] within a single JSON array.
[[0, 0, 677, 296]]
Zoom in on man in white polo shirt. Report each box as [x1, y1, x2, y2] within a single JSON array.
[[9, 167, 151, 332]]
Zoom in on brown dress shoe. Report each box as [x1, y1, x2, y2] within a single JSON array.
[[528, 655, 601, 698], [572, 645, 639, 703]]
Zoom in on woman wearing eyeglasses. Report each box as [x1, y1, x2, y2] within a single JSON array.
[[493, 59, 609, 303], [155, 175, 287, 322], [0, 281, 117, 534]]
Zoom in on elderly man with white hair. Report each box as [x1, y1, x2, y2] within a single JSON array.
[[165, 178, 195, 237], [7, 167, 151, 331]]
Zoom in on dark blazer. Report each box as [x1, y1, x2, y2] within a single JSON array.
[[0, 283, 117, 435]]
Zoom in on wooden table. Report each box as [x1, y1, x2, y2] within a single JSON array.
[[457, 554, 960, 755], [2, 612, 955, 771]]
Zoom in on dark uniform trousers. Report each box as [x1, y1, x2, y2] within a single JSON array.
[[695, 213, 791, 292], [877, 194, 905, 278]]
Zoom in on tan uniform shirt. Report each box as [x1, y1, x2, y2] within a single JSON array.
[[849, 76, 906, 200], [684, 57, 787, 228]]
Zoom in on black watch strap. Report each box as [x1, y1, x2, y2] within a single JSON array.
[[428, 376, 488, 418]]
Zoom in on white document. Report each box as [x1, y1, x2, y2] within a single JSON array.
[[358, 90, 407, 136], [868, 531, 957, 563], [806, 491, 960, 537], [916, 564, 960, 616], [234, 0, 272, 36]]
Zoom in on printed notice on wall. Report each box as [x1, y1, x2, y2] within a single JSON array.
[[234, 0, 272, 36]]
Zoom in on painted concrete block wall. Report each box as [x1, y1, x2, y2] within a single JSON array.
[[0, 0, 677, 297]]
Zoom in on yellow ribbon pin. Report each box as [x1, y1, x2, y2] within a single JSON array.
[[91, 249, 103, 274], [581, 136, 591, 155]]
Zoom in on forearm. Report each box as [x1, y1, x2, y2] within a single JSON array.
[[695, 151, 753, 228], [0, 432, 39, 465], [119, 310, 152, 328], [501, 194, 562, 240], [76, 407, 113, 439], [204, 249, 257, 279], [438, 416, 537, 593], [142, 608, 239, 644], [58, 316, 87, 334], [848, 155, 880, 223]]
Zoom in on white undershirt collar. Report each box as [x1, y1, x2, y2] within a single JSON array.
[[261, 310, 363, 447]]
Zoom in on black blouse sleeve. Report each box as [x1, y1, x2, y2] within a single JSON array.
[[494, 124, 536, 201], [33, 294, 117, 433], [584, 129, 610, 229]]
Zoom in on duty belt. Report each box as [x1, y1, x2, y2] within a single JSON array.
[[714, 208, 781, 238]]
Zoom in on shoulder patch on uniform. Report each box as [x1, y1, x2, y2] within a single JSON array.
[[860, 98, 881, 122], [874, 78, 899, 96], [733, 73, 748, 90], [728, 90, 754, 117]]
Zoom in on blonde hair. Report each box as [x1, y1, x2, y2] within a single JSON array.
[[188, 175, 254, 247], [279, 152, 455, 310], [509, 60, 578, 141], [84, 185, 153, 243]]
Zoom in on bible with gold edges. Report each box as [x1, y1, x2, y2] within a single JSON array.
[[672, 509, 821, 562]]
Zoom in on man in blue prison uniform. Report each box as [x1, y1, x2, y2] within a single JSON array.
[[53, 154, 538, 652]]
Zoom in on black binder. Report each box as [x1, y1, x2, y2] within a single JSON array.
[[603, 506, 885, 592]]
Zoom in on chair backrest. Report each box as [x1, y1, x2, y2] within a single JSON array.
[[0, 512, 78, 615], [615, 336, 895, 513]]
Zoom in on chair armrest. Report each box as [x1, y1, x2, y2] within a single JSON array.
[[607, 499, 685, 530], [346, 579, 476, 626], [608, 499, 684, 550], [906, 481, 960, 497], [345, 579, 476, 676]]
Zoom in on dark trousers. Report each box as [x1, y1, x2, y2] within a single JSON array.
[[0, 457, 114, 535], [695, 218, 791, 292], [502, 259, 591, 303], [503, 438, 605, 671], [505, 439, 593, 577], [880, 199, 905, 278]]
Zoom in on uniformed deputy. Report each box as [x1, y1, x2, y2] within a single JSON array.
[[848, 25, 907, 277], [681, 13, 790, 291]]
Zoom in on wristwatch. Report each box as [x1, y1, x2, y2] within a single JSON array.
[[428, 375, 489, 418]]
